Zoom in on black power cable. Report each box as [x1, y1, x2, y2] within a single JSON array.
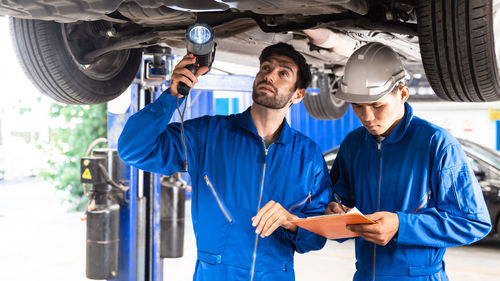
[[176, 95, 189, 172]]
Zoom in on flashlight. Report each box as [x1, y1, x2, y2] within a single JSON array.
[[177, 23, 216, 96]]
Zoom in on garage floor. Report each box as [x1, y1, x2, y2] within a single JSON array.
[[1, 178, 499, 281]]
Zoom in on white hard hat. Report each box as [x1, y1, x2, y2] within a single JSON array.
[[336, 42, 406, 103]]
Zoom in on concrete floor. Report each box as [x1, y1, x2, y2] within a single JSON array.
[[1, 178, 500, 281]]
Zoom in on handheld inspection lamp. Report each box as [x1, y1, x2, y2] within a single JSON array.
[[176, 23, 216, 172], [177, 23, 216, 96]]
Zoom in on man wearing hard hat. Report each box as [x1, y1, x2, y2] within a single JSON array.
[[325, 42, 491, 281]]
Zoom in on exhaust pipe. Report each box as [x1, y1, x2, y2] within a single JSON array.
[[303, 28, 358, 58]]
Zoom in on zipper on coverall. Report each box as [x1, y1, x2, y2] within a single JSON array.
[[288, 192, 312, 212], [204, 175, 233, 222], [373, 141, 382, 281], [250, 140, 270, 281]]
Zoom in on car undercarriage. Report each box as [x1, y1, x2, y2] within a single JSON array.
[[1, 0, 499, 119]]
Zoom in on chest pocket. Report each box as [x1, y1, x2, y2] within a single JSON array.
[[203, 174, 233, 223], [196, 173, 234, 254], [203, 174, 233, 222]]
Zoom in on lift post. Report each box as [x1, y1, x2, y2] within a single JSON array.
[[104, 49, 174, 281]]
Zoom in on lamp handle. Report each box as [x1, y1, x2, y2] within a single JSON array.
[[177, 63, 196, 96]]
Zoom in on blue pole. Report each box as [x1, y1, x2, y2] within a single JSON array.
[[496, 120, 500, 151]]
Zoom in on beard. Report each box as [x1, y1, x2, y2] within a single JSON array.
[[252, 81, 295, 109]]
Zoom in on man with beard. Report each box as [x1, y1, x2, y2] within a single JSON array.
[[118, 43, 332, 281]]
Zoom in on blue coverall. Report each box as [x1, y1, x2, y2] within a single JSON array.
[[331, 103, 491, 281], [118, 90, 332, 281]]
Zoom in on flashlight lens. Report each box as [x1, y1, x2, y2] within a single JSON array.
[[189, 26, 212, 44]]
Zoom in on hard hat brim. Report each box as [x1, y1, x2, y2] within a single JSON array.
[[335, 87, 389, 103], [335, 73, 406, 104]]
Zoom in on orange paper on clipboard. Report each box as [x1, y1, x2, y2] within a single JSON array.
[[291, 210, 375, 239]]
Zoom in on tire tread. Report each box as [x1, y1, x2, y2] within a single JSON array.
[[417, 0, 500, 102]]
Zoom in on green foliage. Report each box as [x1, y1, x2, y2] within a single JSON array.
[[38, 103, 107, 210]]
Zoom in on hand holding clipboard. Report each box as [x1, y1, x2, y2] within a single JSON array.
[[291, 207, 375, 239]]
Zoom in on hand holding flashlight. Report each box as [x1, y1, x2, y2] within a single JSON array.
[[175, 23, 216, 97], [170, 24, 216, 172], [170, 54, 209, 97]]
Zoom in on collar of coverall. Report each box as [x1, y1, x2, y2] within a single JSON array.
[[364, 102, 414, 145], [235, 107, 293, 145]]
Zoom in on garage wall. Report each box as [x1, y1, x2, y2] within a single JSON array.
[[411, 101, 500, 151], [288, 103, 361, 152]]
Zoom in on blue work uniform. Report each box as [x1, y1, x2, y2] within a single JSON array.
[[331, 103, 491, 281], [118, 90, 332, 281]]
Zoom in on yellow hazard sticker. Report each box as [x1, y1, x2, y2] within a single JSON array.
[[82, 168, 92, 180], [83, 160, 90, 166], [489, 108, 500, 120]]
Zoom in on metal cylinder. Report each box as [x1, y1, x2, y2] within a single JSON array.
[[160, 176, 186, 258], [86, 203, 120, 279], [85, 148, 122, 279]]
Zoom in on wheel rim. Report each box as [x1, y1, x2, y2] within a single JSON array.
[[75, 50, 131, 81], [494, 0, 500, 75], [61, 22, 132, 81], [329, 78, 346, 108]]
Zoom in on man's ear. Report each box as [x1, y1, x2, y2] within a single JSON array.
[[291, 88, 306, 105], [400, 85, 410, 103]]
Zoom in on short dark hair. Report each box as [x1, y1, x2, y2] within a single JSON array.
[[259, 43, 312, 89]]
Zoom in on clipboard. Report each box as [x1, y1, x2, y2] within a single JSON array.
[[291, 212, 375, 239]]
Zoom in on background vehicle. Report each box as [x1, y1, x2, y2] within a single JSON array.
[[459, 138, 500, 238], [323, 138, 500, 239], [1, 0, 499, 120]]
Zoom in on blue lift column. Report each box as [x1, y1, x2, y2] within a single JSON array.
[[107, 55, 168, 281]]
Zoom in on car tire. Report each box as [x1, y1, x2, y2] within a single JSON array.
[[303, 72, 349, 120], [9, 18, 142, 105], [417, 0, 500, 102]]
